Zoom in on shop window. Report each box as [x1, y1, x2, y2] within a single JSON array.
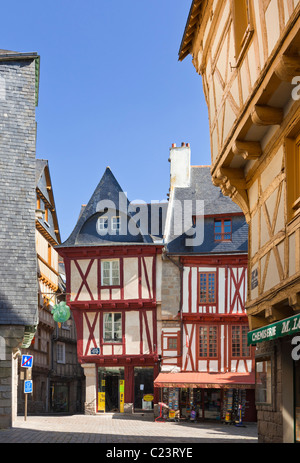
[[56, 341, 65, 364], [232, 0, 253, 63], [286, 133, 300, 222], [101, 259, 120, 286], [199, 325, 218, 358], [231, 325, 250, 357], [199, 272, 216, 303], [255, 357, 272, 404], [103, 312, 122, 343], [214, 218, 232, 241]]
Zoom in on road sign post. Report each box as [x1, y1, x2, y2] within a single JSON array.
[[22, 355, 33, 421]]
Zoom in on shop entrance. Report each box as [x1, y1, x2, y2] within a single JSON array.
[[134, 367, 154, 411], [180, 388, 221, 420], [97, 367, 124, 413]]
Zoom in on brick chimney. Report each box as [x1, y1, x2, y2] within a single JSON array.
[[169, 142, 191, 188]]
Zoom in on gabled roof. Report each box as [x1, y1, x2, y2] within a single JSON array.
[[165, 166, 248, 254], [36, 159, 61, 245], [58, 167, 166, 248]]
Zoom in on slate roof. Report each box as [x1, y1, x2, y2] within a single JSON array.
[[165, 166, 248, 254], [58, 167, 167, 248]]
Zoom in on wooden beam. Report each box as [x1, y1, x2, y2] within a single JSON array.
[[251, 105, 283, 126], [232, 140, 262, 160], [275, 54, 300, 82]]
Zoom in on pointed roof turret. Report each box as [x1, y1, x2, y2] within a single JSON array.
[[58, 167, 156, 248]]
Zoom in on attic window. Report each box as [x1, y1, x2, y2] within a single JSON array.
[[99, 217, 108, 230], [112, 216, 120, 230], [214, 219, 232, 241]]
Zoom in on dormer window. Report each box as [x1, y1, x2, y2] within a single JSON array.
[[97, 215, 120, 233], [98, 216, 109, 230], [214, 218, 232, 241], [112, 216, 120, 231]]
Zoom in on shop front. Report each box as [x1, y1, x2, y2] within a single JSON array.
[[97, 365, 157, 413], [247, 313, 300, 442], [154, 372, 256, 422]]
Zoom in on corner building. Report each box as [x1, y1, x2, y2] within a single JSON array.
[[57, 168, 164, 414], [179, 0, 300, 442]]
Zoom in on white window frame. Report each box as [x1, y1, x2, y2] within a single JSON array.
[[101, 259, 120, 286], [98, 216, 108, 230], [56, 341, 66, 364], [111, 216, 120, 230], [103, 312, 122, 343]]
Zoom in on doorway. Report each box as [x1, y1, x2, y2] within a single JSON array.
[[97, 367, 124, 412]]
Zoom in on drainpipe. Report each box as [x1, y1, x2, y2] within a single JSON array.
[[161, 247, 184, 362]]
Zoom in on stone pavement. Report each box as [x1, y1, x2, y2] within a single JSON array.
[[0, 413, 258, 445]]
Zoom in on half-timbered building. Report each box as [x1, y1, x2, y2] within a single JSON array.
[[155, 143, 256, 422], [57, 168, 164, 414], [18, 160, 84, 415], [179, 0, 300, 442]]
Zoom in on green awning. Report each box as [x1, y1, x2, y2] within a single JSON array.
[[248, 313, 300, 345]]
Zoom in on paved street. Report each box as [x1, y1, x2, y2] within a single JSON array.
[[0, 413, 257, 445]]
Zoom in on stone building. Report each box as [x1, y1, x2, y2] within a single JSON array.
[[0, 50, 40, 427], [179, 0, 300, 442]]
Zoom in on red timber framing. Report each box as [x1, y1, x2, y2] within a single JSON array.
[[178, 254, 254, 374], [58, 245, 162, 366], [181, 254, 248, 320], [60, 245, 161, 309]]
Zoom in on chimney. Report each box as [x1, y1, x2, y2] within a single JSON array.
[[169, 142, 191, 188]]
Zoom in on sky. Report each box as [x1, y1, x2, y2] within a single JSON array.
[[2, 0, 211, 242]]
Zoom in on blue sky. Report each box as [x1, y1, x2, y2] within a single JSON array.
[[2, 1, 210, 242]]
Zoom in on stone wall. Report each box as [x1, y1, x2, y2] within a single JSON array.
[[0, 54, 39, 427], [161, 256, 181, 318], [255, 337, 295, 443]]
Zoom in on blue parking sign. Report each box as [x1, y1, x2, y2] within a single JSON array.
[[24, 380, 33, 394], [21, 355, 33, 368]]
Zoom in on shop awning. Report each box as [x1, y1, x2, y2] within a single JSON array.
[[154, 371, 255, 389]]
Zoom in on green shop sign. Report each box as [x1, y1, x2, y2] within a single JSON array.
[[248, 313, 300, 345]]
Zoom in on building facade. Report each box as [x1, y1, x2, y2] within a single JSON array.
[[179, 0, 300, 441], [57, 168, 164, 414], [155, 143, 256, 423], [0, 50, 40, 427], [18, 160, 84, 415]]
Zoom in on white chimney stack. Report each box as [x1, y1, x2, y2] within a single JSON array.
[[169, 142, 191, 188]]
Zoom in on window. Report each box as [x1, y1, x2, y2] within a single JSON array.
[[98, 216, 121, 232], [167, 337, 178, 350], [286, 133, 300, 222], [255, 358, 272, 404], [112, 216, 120, 230], [98, 216, 108, 230], [232, 0, 252, 62], [199, 272, 216, 303], [199, 326, 218, 358], [214, 219, 232, 241], [103, 312, 122, 342], [231, 325, 250, 357], [101, 259, 120, 286], [56, 342, 65, 364]]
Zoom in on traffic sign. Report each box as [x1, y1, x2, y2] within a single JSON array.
[[24, 380, 33, 394], [21, 355, 33, 368]]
